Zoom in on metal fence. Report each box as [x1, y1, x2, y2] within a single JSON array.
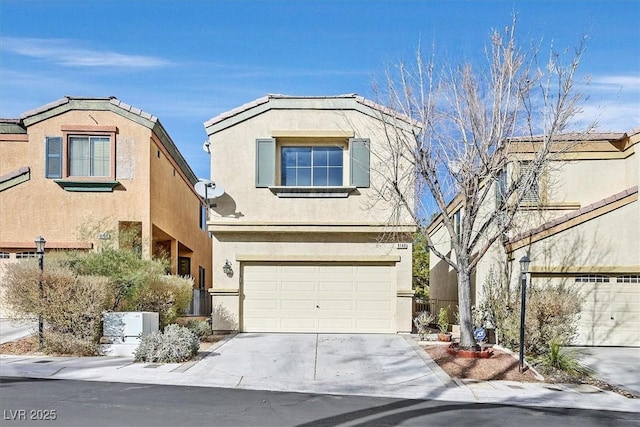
[[187, 289, 211, 316], [412, 299, 458, 324]]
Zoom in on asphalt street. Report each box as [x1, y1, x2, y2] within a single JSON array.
[[1, 377, 638, 427]]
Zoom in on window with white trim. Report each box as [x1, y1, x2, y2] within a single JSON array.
[[519, 161, 540, 203], [16, 252, 37, 259], [68, 135, 111, 177], [281, 146, 343, 186], [616, 275, 640, 283], [0, 251, 10, 259], [575, 275, 610, 283]]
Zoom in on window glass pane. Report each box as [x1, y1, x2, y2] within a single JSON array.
[[297, 167, 311, 186], [282, 167, 296, 186], [297, 148, 311, 166], [313, 148, 328, 166], [282, 148, 297, 167], [69, 136, 90, 176], [313, 166, 328, 186], [92, 137, 110, 177], [328, 148, 343, 166], [328, 167, 342, 186]]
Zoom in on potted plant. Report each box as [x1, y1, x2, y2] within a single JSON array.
[[437, 307, 451, 342]]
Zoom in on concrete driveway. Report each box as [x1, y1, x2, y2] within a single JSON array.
[[0, 318, 34, 344], [573, 347, 640, 395], [187, 333, 454, 398]]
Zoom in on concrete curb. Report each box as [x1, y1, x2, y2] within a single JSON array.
[[403, 335, 458, 389]]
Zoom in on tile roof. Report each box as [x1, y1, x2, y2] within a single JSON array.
[[508, 185, 639, 244], [204, 93, 420, 132]]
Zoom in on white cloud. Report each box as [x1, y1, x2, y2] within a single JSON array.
[[1, 37, 172, 68], [589, 74, 640, 91]]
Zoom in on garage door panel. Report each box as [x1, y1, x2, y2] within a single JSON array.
[[318, 299, 355, 311], [281, 299, 316, 310], [281, 281, 316, 292], [318, 281, 354, 292], [243, 264, 395, 333], [574, 279, 640, 346]]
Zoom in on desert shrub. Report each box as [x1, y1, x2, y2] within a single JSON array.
[[66, 248, 168, 311], [123, 275, 193, 328], [2, 260, 110, 355], [413, 311, 435, 340], [536, 339, 593, 376], [480, 268, 583, 356], [185, 319, 212, 338], [134, 324, 199, 363]]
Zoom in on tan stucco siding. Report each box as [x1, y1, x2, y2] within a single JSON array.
[[0, 110, 151, 249], [149, 135, 212, 287], [208, 109, 414, 226]]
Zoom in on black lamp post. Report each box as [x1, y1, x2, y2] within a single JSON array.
[[518, 254, 530, 372], [35, 236, 46, 351]]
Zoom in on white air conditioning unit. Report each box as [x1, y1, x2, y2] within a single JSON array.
[[103, 312, 159, 344]]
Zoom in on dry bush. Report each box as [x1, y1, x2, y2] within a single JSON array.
[[480, 268, 582, 356], [2, 260, 110, 355]]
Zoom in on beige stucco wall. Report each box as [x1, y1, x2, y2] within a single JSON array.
[[206, 102, 416, 333], [1, 105, 212, 300]]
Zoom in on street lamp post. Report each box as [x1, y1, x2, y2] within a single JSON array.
[[518, 255, 530, 373], [35, 236, 46, 351]]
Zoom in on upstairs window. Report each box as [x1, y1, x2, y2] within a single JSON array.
[[69, 136, 111, 177], [519, 161, 540, 203], [255, 137, 370, 189], [45, 126, 117, 181], [281, 146, 343, 186]]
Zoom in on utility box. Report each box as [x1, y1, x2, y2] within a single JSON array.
[[103, 312, 159, 344]]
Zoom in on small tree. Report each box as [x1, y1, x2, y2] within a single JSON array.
[[373, 17, 591, 348], [412, 230, 430, 301]]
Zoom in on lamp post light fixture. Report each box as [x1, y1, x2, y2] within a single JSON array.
[[518, 254, 531, 373], [223, 259, 233, 277], [35, 236, 46, 351]]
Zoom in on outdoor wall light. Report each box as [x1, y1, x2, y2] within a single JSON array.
[[223, 259, 233, 277], [35, 236, 46, 351]]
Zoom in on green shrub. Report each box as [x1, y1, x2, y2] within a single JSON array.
[[134, 324, 199, 363], [437, 307, 449, 333], [185, 319, 212, 338], [124, 275, 193, 328]]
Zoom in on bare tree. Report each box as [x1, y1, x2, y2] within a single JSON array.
[[373, 18, 592, 349]]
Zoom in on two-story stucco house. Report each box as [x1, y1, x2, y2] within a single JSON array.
[[203, 94, 418, 333], [428, 128, 639, 346], [0, 96, 212, 316]]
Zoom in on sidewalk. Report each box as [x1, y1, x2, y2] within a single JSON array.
[[1, 334, 639, 414]]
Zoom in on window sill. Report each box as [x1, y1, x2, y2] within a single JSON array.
[[54, 179, 120, 192], [269, 186, 358, 198]]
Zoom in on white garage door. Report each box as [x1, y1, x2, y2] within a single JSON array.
[[242, 264, 396, 333], [575, 277, 640, 346]]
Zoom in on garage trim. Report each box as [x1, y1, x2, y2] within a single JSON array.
[[236, 254, 401, 263]]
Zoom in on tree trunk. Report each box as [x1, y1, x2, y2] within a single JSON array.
[[457, 268, 475, 349]]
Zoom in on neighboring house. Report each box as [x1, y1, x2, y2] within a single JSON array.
[[0, 96, 212, 316], [428, 128, 639, 346], [203, 94, 417, 333]]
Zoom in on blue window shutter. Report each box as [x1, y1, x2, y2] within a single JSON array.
[[349, 138, 370, 187], [255, 138, 276, 187], [45, 137, 62, 179]]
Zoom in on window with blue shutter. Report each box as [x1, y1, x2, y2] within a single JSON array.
[[45, 136, 62, 178], [255, 138, 276, 187], [349, 138, 370, 187]]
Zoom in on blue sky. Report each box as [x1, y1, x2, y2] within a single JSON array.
[[1, 0, 639, 179]]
